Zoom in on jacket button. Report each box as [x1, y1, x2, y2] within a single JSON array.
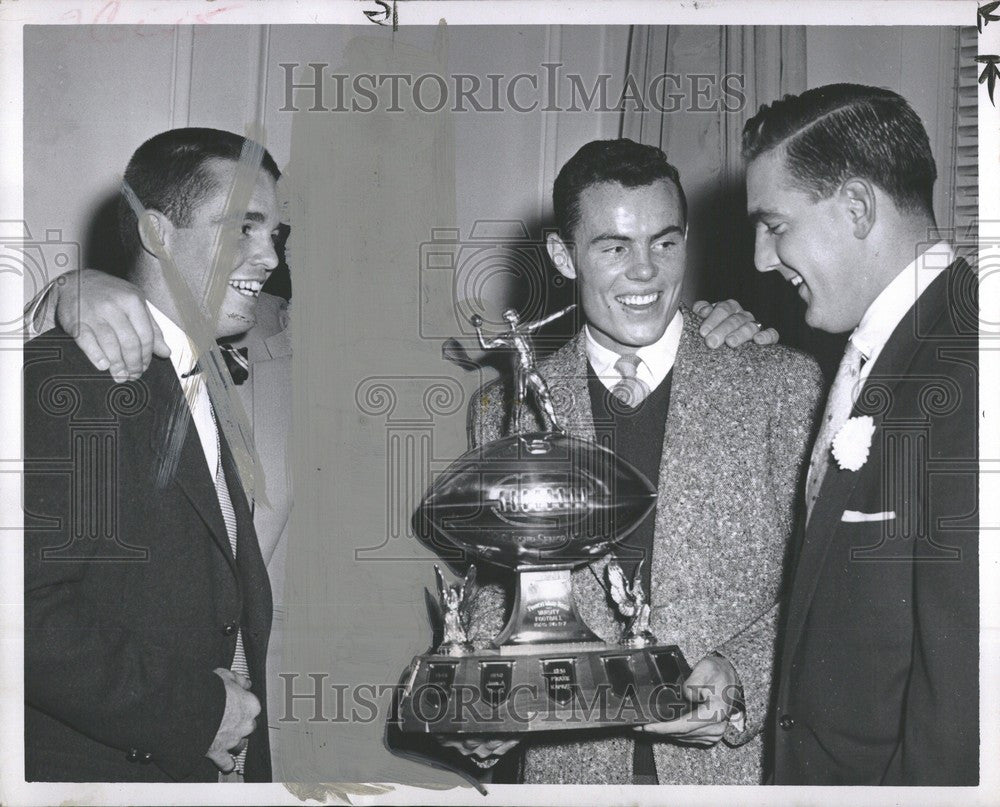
[[779, 714, 795, 731], [221, 621, 238, 636], [140, 752, 153, 764], [126, 748, 140, 762]]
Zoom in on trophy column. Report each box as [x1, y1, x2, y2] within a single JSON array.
[[493, 567, 603, 646]]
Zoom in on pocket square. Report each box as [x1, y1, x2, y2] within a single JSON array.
[[841, 509, 896, 523]]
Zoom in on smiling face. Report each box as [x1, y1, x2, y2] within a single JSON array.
[[163, 158, 280, 339], [548, 179, 686, 353], [746, 149, 874, 334]]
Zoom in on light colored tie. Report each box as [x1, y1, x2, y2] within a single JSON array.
[[612, 353, 651, 407], [805, 341, 864, 523], [211, 405, 251, 776]]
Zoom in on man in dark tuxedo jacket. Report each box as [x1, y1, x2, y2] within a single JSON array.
[[23, 128, 283, 782], [743, 83, 978, 785]]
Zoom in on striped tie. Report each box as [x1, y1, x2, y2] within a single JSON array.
[[612, 353, 650, 407], [219, 343, 250, 385], [805, 341, 864, 524], [211, 404, 250, 775]]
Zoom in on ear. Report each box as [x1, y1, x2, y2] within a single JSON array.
[[546, 232, 577, 280], [136, 210, 171, 260], [841, 178, 876, 239]]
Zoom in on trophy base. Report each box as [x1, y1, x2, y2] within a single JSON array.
[[395, 641, 690, 734]]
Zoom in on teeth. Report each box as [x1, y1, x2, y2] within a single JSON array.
[[790, 275, 803, 288], [229, 279, 262, 297], [617, 292, 660, 306]]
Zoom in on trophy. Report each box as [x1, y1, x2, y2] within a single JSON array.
[[395, 306, 690, 735]]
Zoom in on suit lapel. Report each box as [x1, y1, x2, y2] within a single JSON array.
[[536, 332, 596, 441], [648, 311, 748, 623], [147, 358, 239, 576], [782, 261, 959, 656]]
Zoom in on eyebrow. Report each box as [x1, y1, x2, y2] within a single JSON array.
[[214, 210, 278, 231], [747, 208, 778, 224], [589, 225, 684, 245]]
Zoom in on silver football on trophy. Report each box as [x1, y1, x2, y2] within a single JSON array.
[[415, 431, 657, 568], [395, 307, 687, 740]]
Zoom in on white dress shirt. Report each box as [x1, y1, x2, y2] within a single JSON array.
[[146, 302, 218, 478], [584, 308, 684, 393], [848, 241, 954, 402]]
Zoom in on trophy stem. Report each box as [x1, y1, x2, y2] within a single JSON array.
[[493, 567, 603, 647]]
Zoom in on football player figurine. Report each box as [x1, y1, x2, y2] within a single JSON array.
[[435, 564, 476, 656], [471, 306, 575, 434], [606, 556, 656, 649]]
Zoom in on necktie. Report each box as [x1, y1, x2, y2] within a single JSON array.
[[805, 341, 864, 523], [211, 404, 251, 775], [612, 353, 651, 407], [183, 344, 249, 385], [219, 344, 250, 385]]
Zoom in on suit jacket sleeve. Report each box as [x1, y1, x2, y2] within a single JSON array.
[[716, 353, 823, 746], [23, 352, 227, 780]]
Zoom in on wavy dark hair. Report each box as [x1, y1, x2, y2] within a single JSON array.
[[118, 127, 280, 260], [742, 83, 936, 217], [553, 138, 687, 240]]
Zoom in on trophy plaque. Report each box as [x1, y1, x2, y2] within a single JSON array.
[[394, 307, 691, 735]]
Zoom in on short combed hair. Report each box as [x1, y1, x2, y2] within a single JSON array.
[[552, 139, 687, 240], [118, 127, 280, 260], [742, 83, 936, 216]]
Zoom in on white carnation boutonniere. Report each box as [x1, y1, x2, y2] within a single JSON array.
[[831, 415, 876, 472]]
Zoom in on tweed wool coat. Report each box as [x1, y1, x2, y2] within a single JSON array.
[[466, 308, 823, 784]]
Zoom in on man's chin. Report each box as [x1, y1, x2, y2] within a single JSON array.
[[217, 309, 257, 340], [803, 307, 853, 335], [601, 325, 669, 351]]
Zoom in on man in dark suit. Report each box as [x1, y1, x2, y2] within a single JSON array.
[[743, 83, 978, 785], [27, 263, 294, 777], [23, 127, 282, 782]]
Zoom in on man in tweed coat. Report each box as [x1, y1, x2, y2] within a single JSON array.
[[453, 139, 822, 784]]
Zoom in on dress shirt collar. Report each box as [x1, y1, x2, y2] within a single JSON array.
[[146, 302, 219, 477], [146, 301, 199, 381], [585, 308, 683, 392], [850, 241, 954, 367]]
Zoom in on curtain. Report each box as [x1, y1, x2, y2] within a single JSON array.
[[953, 25, 978, 262], [617, 25, 853, 374], [619, 26, 804, 296]]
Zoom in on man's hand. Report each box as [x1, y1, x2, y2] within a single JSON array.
[[693, 299, 779, 349], [635, 653, 742, 747], [436, 735, 520, 769], [54, 269, 169, 383], [206, 668, 260, 773]]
